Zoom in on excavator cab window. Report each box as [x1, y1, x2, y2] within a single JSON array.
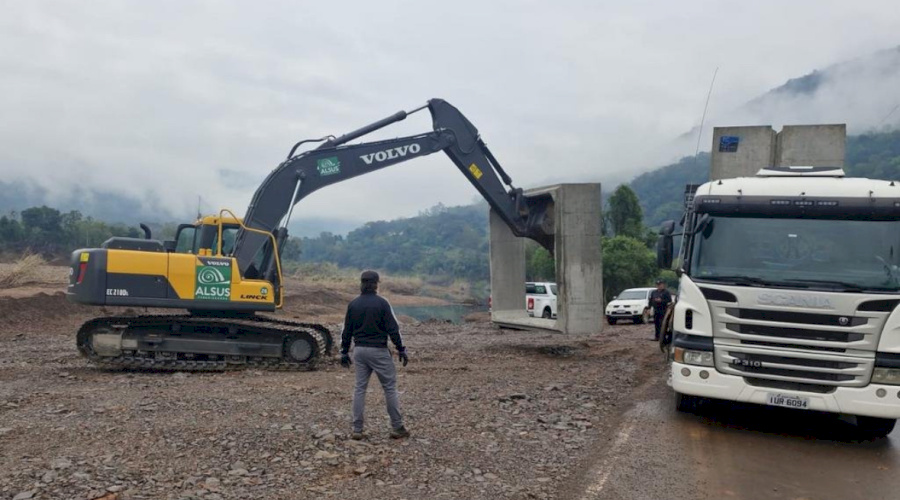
[[174, 225, 198, 254], [210, 226, 240, 256]]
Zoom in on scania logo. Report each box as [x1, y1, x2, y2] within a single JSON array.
[[757, 292, 833, 309], [360, 143, 421, 165]]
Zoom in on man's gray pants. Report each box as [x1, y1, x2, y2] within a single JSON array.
[[352, 346, 403, 432]]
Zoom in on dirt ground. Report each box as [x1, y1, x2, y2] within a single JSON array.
[[0, 278, 663, 500]]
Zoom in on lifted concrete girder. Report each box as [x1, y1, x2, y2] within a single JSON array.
[[489, 183, 603, 334]]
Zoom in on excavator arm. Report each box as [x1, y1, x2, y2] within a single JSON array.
[[232, 98, 554, 282]]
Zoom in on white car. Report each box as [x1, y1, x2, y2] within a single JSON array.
[[605, 287, 654, 325], [526, 282, 558, 319]]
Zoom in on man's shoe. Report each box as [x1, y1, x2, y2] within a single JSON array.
[[390, 426, 410, 439], [351, 431, 365, 440]]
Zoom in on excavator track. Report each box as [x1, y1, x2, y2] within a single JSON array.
[[76, 314, 333, 371]]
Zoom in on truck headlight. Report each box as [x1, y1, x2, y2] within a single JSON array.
[[674, 347, 714, 367], [872, 368, 900, 385]]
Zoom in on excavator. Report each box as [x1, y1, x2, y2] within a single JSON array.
[[67, 99, 555, 370]]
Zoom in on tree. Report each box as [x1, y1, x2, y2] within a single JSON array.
[[602, 235, 657, 302], [606, 185, 644, 239], [526, 242, 555, 281]]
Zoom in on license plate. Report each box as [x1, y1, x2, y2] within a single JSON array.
[[767, 393, 810, 410]]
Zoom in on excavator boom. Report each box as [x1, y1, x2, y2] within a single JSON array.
[[234, 99, 554, 281]]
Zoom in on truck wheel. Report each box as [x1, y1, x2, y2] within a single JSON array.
[[633, 315, 645, 324], [606, 317, 617, 325], [856, 416, 896, 438], [542, 308, 552, 319], [675, 392, 699, 413]]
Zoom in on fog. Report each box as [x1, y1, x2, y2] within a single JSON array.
[[0, 0, 898, 225]]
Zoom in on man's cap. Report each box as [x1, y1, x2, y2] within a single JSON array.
[[656, 279, 666, 284], [361, 270, 380, 283]]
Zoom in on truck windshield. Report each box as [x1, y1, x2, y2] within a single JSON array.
[[691, 216, 900, 292], [617, 290, 646, 300]]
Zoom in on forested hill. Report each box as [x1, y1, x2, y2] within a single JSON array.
[[632, 129, 900, 228], [288, 203, 490, 281]]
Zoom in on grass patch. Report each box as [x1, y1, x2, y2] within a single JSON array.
[[0, 252, 48, 288]]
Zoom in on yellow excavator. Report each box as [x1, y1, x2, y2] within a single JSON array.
[[67, 99, 555, 370]]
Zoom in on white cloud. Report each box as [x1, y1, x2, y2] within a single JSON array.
[[0, 0, 898, 223]]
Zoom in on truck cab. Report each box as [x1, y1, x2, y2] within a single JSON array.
[[659, 166, 900, 437]]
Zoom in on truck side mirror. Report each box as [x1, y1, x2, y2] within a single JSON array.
[[657, 220, 675, 269]]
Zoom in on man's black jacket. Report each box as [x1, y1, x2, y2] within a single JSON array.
[[648, 289, 672, 314], [340, 291, 404, 354]]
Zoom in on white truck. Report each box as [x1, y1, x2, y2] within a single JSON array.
[[526, 282, 558, 318], [658, 166, 900, 437], [605, 287, 654, 325]]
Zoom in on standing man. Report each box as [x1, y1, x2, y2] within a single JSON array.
[[340, 270, 410, 440], [646, 279, 673, 341]]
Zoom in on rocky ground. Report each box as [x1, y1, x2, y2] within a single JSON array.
[[0, 288, 663, 500]]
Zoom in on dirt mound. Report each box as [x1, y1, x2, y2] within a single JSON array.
[[0, 292, 83, 326]]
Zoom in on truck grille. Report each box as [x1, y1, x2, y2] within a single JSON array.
[[708, 300, 892, 388], [714, 307, 881, 351], [716, 346, 872, 387]]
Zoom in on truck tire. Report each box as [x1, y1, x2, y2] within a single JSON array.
[[633, 315, 645, 324], [606, 317, 617, 325], [675, 392, 699, 413], [856, 416, 896, 438], [542, 307, 552, 319]]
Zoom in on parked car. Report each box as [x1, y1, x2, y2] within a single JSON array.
[[605, 287, 654, 325], [526, 282, 557, 319]]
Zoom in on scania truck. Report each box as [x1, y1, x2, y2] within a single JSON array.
[[658, 165, 900, 437]]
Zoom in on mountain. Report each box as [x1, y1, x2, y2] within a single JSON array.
[[680, 45, 900, 142]]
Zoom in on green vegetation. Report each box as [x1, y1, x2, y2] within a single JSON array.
[[605, 184, 646, 239], [291, 203, 490, 283], [600, 185, 660, 298], [602, 236, 657, 300], [0, 206, 142, 257]]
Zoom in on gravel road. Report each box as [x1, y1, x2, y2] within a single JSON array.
[[0, 292, 662, 500]]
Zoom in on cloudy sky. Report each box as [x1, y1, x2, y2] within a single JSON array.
[[1, 0, 898, 226]]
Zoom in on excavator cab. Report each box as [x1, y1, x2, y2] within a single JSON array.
[[171, 216, 241, 256]]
